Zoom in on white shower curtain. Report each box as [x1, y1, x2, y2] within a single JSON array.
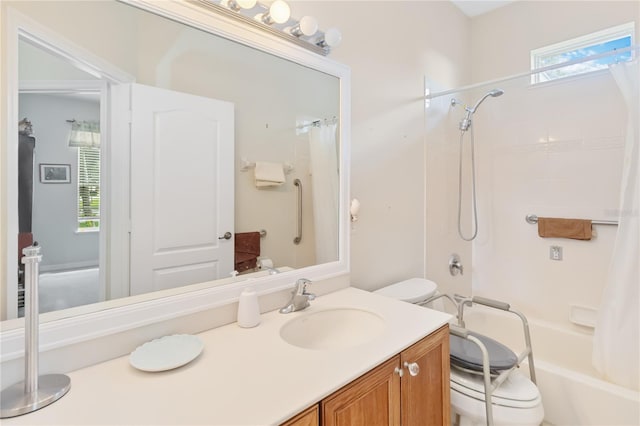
[[593, 60, 639, 391], [309, 123, 339, 264]]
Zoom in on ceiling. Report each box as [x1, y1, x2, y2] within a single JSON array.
[[450, 0, 517, 17]]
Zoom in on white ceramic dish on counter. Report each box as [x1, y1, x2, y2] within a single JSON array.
[[129, 334, 204, 372]]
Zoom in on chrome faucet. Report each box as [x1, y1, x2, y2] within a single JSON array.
[[279, 278, 315, 314]]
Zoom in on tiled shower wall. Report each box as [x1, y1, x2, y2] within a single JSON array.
[[462, 0, 638, 333], [472, 71, 626, 330]]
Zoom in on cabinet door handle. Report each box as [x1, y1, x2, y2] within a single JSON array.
[[404, 361, 420, 377], [394, 367, 404, 377]]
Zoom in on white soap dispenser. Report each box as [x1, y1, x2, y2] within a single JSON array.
[[237, 288, 261, 328]]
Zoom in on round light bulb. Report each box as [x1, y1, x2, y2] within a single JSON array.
[[324, 27, 342, 47], [297, 16, 318, 36], [236, 0, 257, 8], [269, 0, 291, 24]]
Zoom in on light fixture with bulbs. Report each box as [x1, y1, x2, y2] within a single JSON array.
[[194, 0, 341, 55], [261, 0, 290, 25], [317, 27, 342, 48], [290, 16, 318, 37], [224, 0, 257, 11]]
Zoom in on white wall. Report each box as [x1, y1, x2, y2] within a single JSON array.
[[18, 93, 100, 270], [466, 1, 639, 333], [291, 1, 472, 291]]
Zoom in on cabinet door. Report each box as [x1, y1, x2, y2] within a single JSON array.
[[400, 325, 450, 426], [322, 357, 401, 426], [281, 404, 319, 426]]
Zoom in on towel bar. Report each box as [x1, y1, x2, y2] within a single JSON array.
[[525, 214, 618, 226], [240, 159, 294, 174]]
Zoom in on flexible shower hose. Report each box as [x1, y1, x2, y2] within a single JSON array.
[[457, 125, 478, 241]]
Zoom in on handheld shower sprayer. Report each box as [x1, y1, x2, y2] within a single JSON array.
[[459, 88, 504, 131], [456, 88, 504, 241]]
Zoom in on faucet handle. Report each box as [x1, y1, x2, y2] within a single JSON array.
[[279, 279, 314, 314], [295, 278, 312, 294], [448, 254, 464, 276]]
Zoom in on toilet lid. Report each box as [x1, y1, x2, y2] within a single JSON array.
[[374, 278, 438, 303], [450, 368, 541, 408], [450, 331, 518, 374]]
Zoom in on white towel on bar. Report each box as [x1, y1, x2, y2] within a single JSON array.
[[254, 161, 286, 187]]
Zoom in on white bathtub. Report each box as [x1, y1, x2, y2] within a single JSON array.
[[459, 306, 640, 425]]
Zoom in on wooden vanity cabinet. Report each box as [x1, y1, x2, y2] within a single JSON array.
[[322, 357, 401, 426], [400, 324, 450, 425], [281, 325, 450, 426], [281, 405, 320, 426]]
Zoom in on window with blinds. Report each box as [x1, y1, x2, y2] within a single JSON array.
[[78, 146, 100, 231]]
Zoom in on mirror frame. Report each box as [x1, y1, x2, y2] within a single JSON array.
[[0, 0, 350, 361]]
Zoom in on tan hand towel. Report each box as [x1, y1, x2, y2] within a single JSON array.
[[537, 218, 593, 240], [254, 162, 285, 187]]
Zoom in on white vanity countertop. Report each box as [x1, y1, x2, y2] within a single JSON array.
[[4, 287, 451, 425]]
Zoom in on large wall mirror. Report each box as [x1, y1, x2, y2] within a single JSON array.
[[1, 0, 350, 336]]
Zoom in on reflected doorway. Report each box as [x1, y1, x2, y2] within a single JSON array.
[[18, 90, 102, 316]]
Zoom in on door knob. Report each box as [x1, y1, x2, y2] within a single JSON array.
[[219, 232, 232, 240], [394, 367, 404, 377], [404, 362, 420, 377]]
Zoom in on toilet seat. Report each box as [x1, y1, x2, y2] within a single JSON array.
[[450, 331, 518, 374], [450, 368, 541, 409], [373, 278, 437, 303]]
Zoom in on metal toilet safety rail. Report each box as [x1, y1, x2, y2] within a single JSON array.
[[423, 293, 537, 426]]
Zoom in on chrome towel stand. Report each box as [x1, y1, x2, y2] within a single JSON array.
[[0, 244, 71, 418]]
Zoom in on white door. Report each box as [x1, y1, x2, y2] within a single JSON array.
[[128, 83, 234, 295]]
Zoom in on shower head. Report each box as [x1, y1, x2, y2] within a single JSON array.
[[459, 88, 504, 131], [469, 88, 504, 113]]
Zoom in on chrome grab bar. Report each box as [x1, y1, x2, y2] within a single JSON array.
[[293, 179, 302, 244]]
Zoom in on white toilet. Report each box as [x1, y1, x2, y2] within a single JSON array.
[[373, 277, 438, 305], [374, 278, 544, 426]]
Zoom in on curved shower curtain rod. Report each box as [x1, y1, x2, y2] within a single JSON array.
[[426, 44, 640, 100]]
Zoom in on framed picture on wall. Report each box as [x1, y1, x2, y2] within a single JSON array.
[[39, 164, 71, 183]]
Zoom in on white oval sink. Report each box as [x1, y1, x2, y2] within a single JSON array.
[[280, 308, 386, 350]]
